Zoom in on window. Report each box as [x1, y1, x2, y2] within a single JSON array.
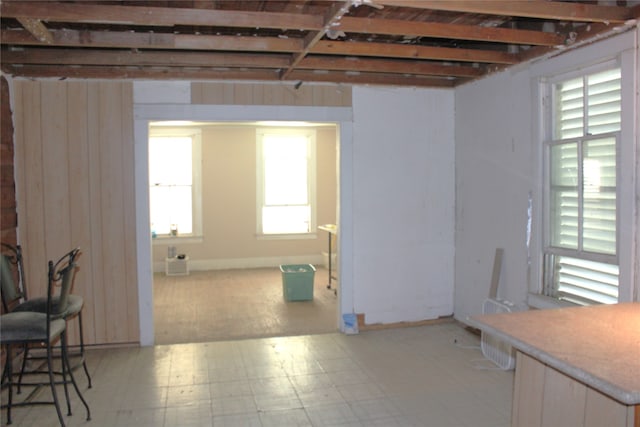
[[543, 67, 621, 305], [257, 128, 316, 235], [148, 127, 202, 238]]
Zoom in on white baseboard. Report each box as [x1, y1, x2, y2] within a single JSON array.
[[153, 254, 324, 273]]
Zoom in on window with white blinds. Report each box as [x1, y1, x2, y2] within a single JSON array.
[[544, 67, 620, 305]]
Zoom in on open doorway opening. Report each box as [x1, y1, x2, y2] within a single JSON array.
[[148, 120, 339, 344], [134, 103, 354, 346]]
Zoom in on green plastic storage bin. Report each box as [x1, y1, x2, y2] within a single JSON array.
[[280, 264, 316, 301]]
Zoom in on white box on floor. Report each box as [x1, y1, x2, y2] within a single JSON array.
[[165, 256, 189, 276]]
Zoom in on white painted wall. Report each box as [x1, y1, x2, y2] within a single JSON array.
[[454, 68, 534, 321], [351, 86, 455, 324], [454, 28, 639, 323]]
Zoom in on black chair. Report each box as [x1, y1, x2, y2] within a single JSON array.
[[0, 243, 92, 389], [0, 247, 91, 426]]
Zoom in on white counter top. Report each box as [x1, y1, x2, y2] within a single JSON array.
[[468, 302, 640, 405]]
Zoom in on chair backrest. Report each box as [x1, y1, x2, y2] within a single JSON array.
[[48, 247, 81, 318], [0, 244, 26, 312]]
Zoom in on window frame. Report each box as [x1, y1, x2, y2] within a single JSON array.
[[148, 126, 203, 242], [255, 127, 317, 239], [539, 61, 623, 306]]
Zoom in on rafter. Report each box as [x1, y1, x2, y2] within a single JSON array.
[[0, 1, 323, 30], [1, 48, 292, 69], [377, 1, 632, 24], [337, 17, 565, 46], [298, 55, 484, 78], [0, 0, 635, 88], [281, 1, 352, 80], [312, 40, 519, 65], [15, 18, 53, 43], [1, 29, 304, 52]]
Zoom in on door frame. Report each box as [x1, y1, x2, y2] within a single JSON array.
[[134, 102, 354, 346]]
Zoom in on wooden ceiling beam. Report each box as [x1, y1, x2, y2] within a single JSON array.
[[337, 17, 565, 46], [0, 1, 323, 30], [15, 17, 53, 44], [1, 48, 292, 69], [281, 1, 352, 80], [0, 63, 460, 88], [298, 55, 484, 78], [1, 29, 304, 52], [0, 63, 284, 81], [377, 1, 633, 24], [313, 40, 519, 65], [287, 69, 458, 88]]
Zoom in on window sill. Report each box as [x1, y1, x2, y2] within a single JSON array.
[[152, 235, 204, 245], [256, 233, 318, 240], [527, 293, 579, 310]]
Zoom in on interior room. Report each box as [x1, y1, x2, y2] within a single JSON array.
[[1, 1, 639, 426], [148, 121, 340, 344]]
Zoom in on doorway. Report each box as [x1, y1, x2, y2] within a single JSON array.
[[134, 104, 354, 346], [148, 120, 338, 344]]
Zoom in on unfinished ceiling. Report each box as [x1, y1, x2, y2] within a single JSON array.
[[1, 1, 639, 88]]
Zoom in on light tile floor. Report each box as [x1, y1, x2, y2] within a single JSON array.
[[2, 322, 513, 427]]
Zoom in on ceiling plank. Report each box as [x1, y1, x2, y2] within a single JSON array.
[[1, 48, 292, 69], [1, 29, 304, 52], [337, 17, 565, 46], [0, 1, 323, 30], [298, 56, 484, 77], [377, 1, 632, 24], [313, 40, 519, 64], [15, 18, 53, 44]]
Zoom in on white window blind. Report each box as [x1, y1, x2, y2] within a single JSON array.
[[545, 67, 620, 305]]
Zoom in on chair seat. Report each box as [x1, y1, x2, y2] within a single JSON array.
[[0, 312, 66, 343], [12, 294, 84, 318]]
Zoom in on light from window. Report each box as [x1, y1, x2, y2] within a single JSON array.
[[258, 130, 314, 235], [149, 136, 193, 236]]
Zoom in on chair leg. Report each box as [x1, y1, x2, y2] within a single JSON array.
[[59, 336, 72, 416], [5, 345, 14, 425], [46, 343, 66, 427], [77, 311, 92, 388], [61, 332, 91, 421], [1, 345, 10, 387], [16, 344, 29, 394]]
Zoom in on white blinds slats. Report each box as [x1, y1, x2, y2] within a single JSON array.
[[547, 68, 620, 305], [555, 256, 619, 305]]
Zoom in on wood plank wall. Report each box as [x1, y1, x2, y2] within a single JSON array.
[[8, 79, 352, 347], [11, 80, 139, 346], [1, 76, 17, 253], [191, 82, 352, 106]]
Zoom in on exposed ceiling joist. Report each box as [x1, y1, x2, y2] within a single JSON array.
[[1, 0, 637, 88], [0, 1, 323, 30], [376, 1, 634, 24]]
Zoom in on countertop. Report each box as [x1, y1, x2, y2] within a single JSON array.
[[468, 302, 640, 405]]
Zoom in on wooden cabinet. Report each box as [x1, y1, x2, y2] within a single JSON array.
[[469, 303, 640, 427], [512, 352, 637, 427]]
